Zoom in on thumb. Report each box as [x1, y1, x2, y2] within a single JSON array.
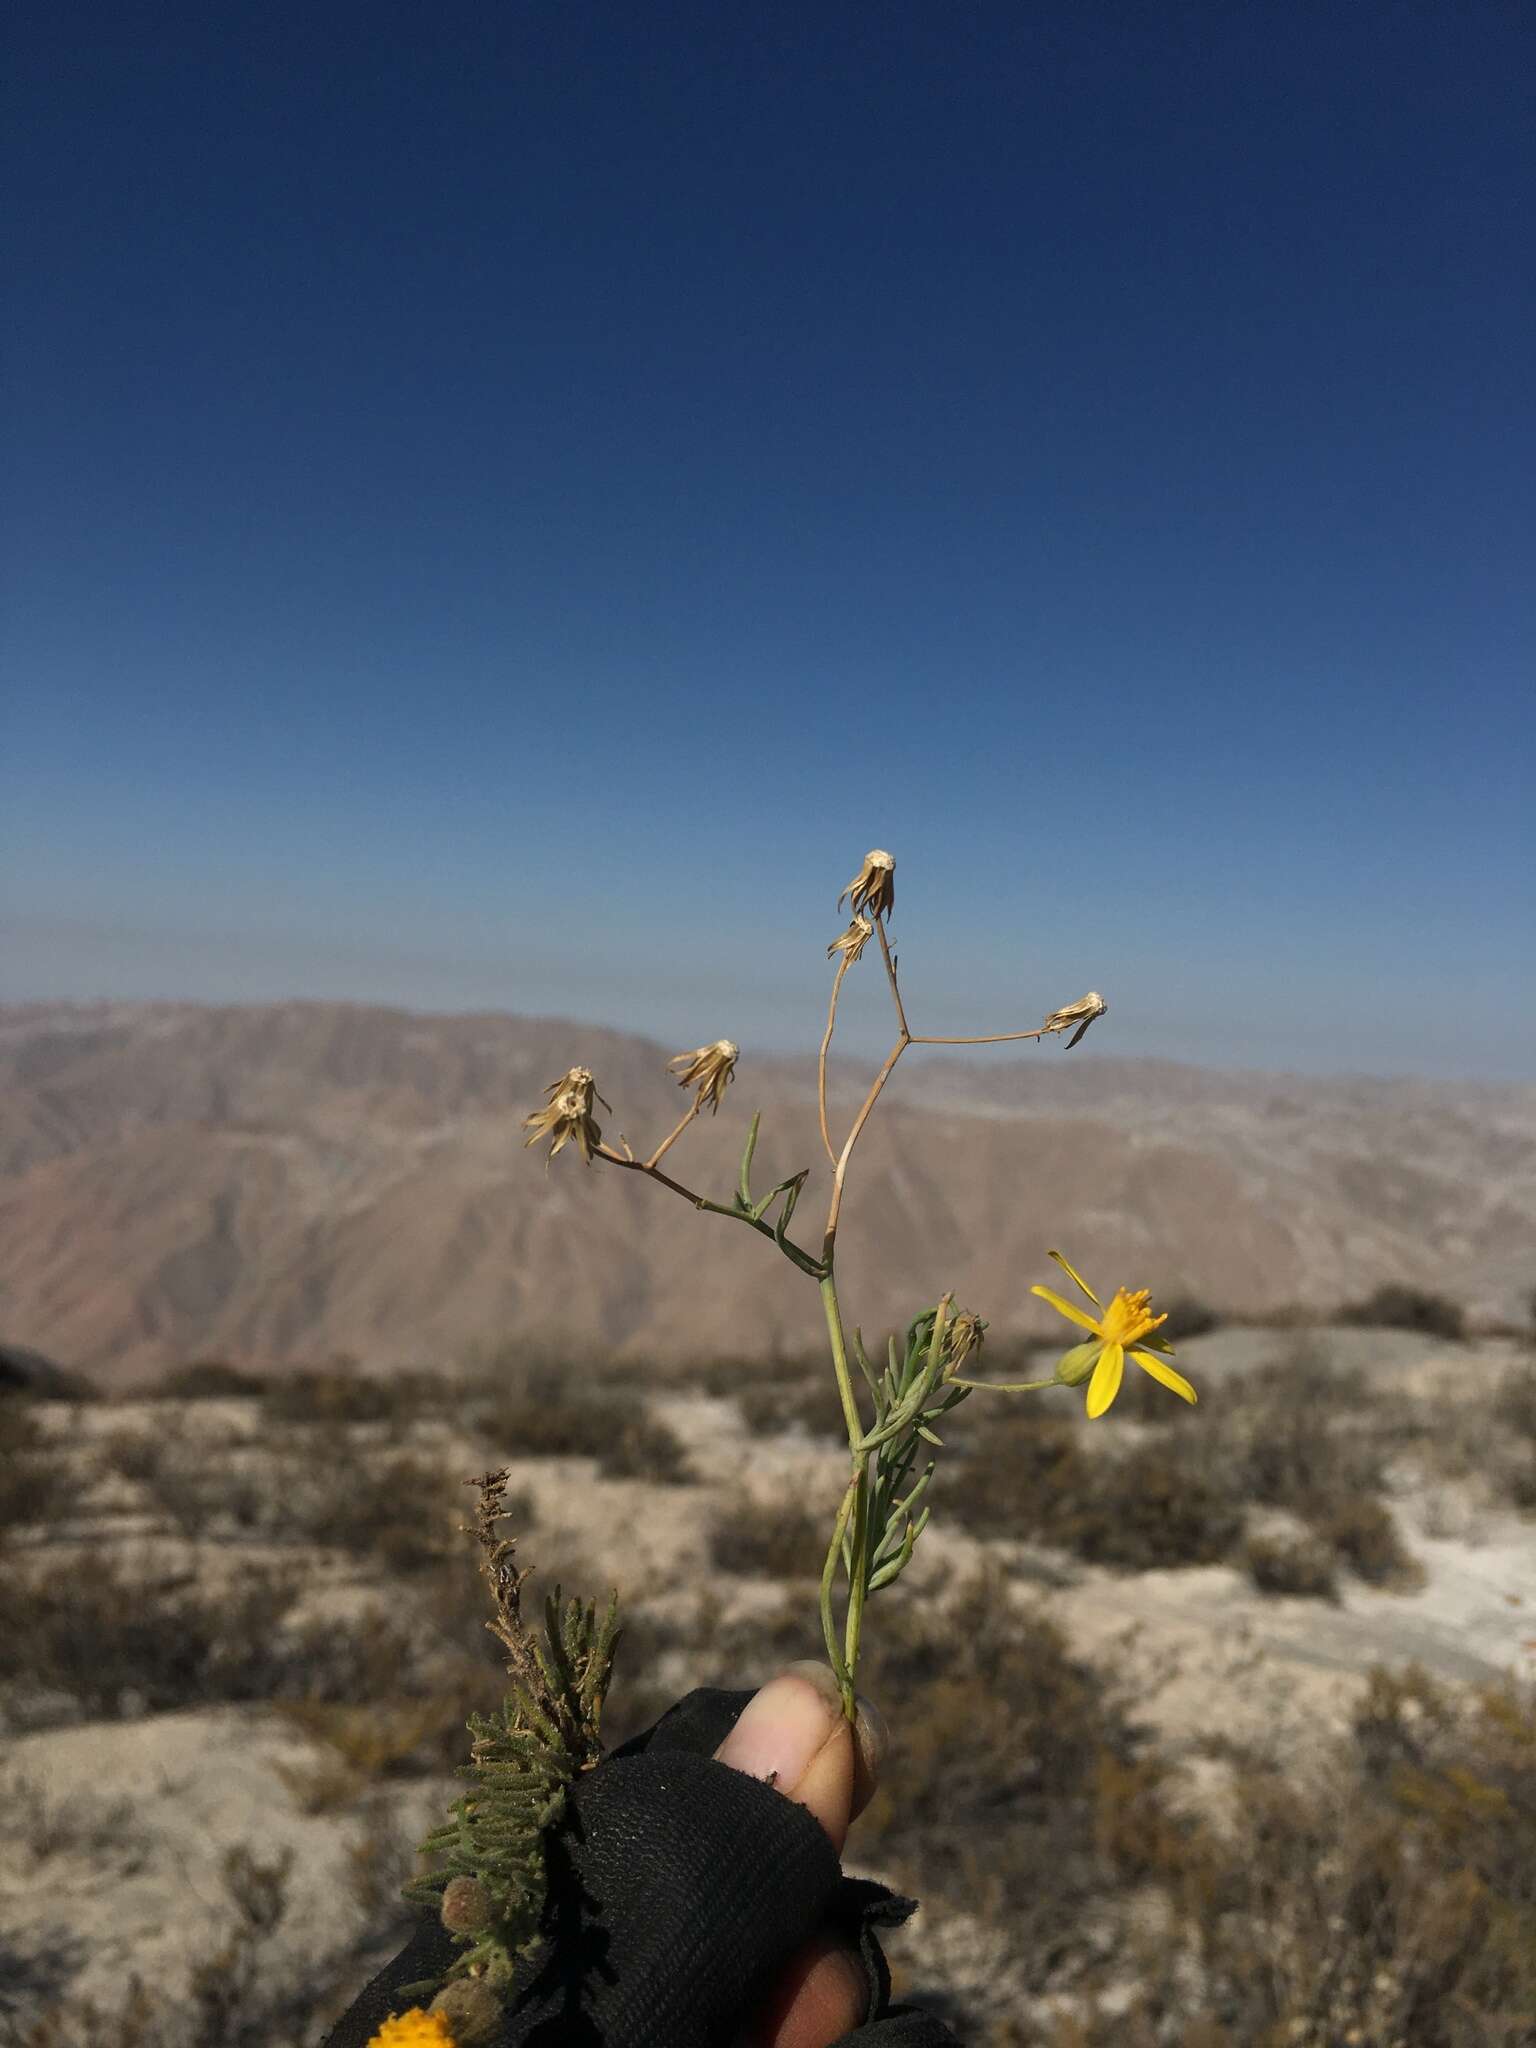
[[712, 1661, 885, 1854]]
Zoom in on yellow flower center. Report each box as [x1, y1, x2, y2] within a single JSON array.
[[1096, 1287, 1166, 1349], [364, 2010, 456, 2048]]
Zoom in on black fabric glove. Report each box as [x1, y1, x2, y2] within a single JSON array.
[[323, 1687, 962, 2047]]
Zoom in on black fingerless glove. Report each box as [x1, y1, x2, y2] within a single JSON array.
[[323, 1687, 961, 2047]]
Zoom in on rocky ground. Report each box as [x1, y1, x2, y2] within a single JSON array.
[[2, 1324, 1534, 2045]]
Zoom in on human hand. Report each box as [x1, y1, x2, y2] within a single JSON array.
[[328, 1670, 960, 2047]]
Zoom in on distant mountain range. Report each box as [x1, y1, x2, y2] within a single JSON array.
[[2, 1001, 1532, 1384]]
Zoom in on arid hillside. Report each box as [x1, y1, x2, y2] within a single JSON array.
[[2, 1001, 1532, 1384]]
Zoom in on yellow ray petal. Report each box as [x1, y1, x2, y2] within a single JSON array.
[[1086, 1342, 1125, 1419], [1132, 1350, 1198, 1405], [1047, 1249, 1101, 1307], [1030, 1285, 1102, 1336]]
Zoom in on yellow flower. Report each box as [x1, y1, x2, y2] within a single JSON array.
[[365, 2010, 456, 2048], [827, 914, 875, 965], [1031, 1250, 1197, 1420], [838, 849, 896, 922], [668, 1040, 738, 1113]]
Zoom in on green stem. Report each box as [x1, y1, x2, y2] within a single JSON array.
[[841, 1463, 870, 1718], [947, 1374, 1059, 1392], [820, 1270, 871, 1719], [819, 1272, 865, 1453], [819, 1476, 859, 1698]]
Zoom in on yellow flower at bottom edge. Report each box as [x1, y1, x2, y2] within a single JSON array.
[[1031, 1250, 1198, 1421], [364, 2009, 456, 2048]]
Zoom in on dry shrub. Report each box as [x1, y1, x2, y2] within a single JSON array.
[[737, 1372, 844, 1441], [595, 1412, 695, 1483], [104, 1418, 472, 1567], [1160, 1296, 1222, 1340], [263, 1363, 433, 1426], [1211, 1342, 1386, 1511], [857, 1572, 1184, 1947], [275, 1698, 467, 1812], [949, 1348, 1419, 1587], [641, 1350, 818, 1398], [1337, 1283, 1466, 1341], [1, 1774, 150, 1871], [0, 1400, 62, 1536], [949, 1415, 1241, 1568], [1242, 1529, 1339, 1600], [1506, 1359, 1536, 1442], [708, 1498, 825, 1578], [0, 1549, 475, 1728], [478, 1375, 693, 1481], [274, 1446, 472, 1573], [1311, 1496, 1420, 1587], [152, 1359, 268, 1400], [1037, 1666, 1536, 2047]]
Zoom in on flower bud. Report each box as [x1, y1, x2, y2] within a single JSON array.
[[439, 1874, 493, 1934], [430, 1975, 504, 2045], [1052, 1339, 1103, 1387]]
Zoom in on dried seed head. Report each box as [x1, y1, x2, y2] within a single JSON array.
[[667, 1039, 739, 1113], [838, 849, 896, 922], [522, 1085, 603, 1164], [827, 914, 875, 965], [541, 1065, 611, 1115], [945, 1310, 986, 1374], [1040, 991, 1107, 1050]]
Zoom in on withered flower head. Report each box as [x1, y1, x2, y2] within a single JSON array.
[[1040, 991, 1107, 1050], [827, 914, 875, 965], [668, 1039, 739, 1113], [838, 849, 896, 922], [944, 1310, 986, 1374], [522, 1085, 603, 1164], [541, 1065, 611, 1115]]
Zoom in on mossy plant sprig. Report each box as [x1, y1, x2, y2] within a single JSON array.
[[398, 1468, 619, 2038], [525, 848, 1200, 1719]]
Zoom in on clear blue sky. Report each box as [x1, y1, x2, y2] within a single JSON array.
[[4, 3, 1533, 1078]]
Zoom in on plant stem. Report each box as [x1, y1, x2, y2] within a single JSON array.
[[948, 1373, 1060, 1392], [645, 1097, 701, 1168], [875, 920, 909, 1037], [909, 1028, 1046, 1046], [818, 952, 855, 1168], [596, 1145, 824, 1277], [820, 1272, 865, 1457], [820, 1036, 909, 1265], [819, 1475, 859, 1699], [840, 1462, 870, 1716]]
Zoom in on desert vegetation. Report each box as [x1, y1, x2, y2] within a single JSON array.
[[2, 1313, 1533, 2043]]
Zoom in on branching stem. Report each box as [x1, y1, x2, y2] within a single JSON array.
[[595, 1144, 824, 1277], [645, 1097, 702, 1169], [909, 1028, 1046, 1046]]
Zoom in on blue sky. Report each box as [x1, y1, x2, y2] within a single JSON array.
[[4, 3, 1533, 1078]]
